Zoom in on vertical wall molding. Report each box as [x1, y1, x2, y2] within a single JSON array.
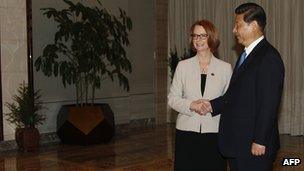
[[0, 18, 3, 141], [155, 0, 168, 124], [26, 0, 34, 91]]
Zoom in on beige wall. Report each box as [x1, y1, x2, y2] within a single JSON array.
[[32, 0, 155, 134], [0, 0, 28, 140]]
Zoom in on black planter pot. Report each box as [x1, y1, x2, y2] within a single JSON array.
[[56, 103, 115, 145]]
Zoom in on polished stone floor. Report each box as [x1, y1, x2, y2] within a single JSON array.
[[0, 124, 303, 171]]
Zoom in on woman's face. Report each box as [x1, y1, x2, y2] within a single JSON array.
[[192, 25, 210, 53]]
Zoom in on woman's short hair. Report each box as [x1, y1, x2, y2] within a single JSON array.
[[190, 19, 220, 53]]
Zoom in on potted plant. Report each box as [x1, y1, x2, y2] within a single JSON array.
[[34, 0, 132, 144], [5, 83, 45, 151]]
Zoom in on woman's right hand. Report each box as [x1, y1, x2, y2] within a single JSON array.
[[190, 100, 204, 114], [190, 99, 211, 115]]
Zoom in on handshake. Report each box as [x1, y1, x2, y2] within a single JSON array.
[[190, 99, 213, 115]]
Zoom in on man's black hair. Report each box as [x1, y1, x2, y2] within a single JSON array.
[[235, 3, 266, 31]]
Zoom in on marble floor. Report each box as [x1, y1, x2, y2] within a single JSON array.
[[0, 124, 303, 171]]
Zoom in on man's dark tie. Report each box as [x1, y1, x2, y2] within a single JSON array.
[[237, 51, 247, 69]]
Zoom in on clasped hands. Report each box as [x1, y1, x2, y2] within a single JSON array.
[[190, 99, 213, 115]]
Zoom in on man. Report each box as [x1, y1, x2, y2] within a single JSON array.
[[201, 3, 285, 171]]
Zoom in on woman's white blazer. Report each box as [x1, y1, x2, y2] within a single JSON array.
[[168, 55, 232, 133]]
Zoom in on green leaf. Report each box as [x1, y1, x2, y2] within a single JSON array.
[[63, 0, 75, 8], [126, 18, 132, 30], [34, 57, 42, 71]]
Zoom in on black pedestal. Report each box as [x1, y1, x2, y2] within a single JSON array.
[[57, 103, 115, 145]]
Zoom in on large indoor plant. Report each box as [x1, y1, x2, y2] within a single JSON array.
[[34, 0, 132, 144], [35, 0, 132, 106], [5, 83, 45, 151]]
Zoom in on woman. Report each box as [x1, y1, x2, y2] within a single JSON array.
[[168, 19, 232, 171]]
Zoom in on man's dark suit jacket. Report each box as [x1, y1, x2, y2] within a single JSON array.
[[210, 38, 285, 159]]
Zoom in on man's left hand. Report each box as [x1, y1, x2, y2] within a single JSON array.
[[251, 142, 266, 156]]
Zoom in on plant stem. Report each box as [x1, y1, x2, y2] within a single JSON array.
[[91, 84, 95, 106], [76, 80, 79, 106], [85, 75, 88, 106], [80, 75, 83, 107]]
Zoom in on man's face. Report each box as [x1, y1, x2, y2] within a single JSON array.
[[233, 14, 255, 47]]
